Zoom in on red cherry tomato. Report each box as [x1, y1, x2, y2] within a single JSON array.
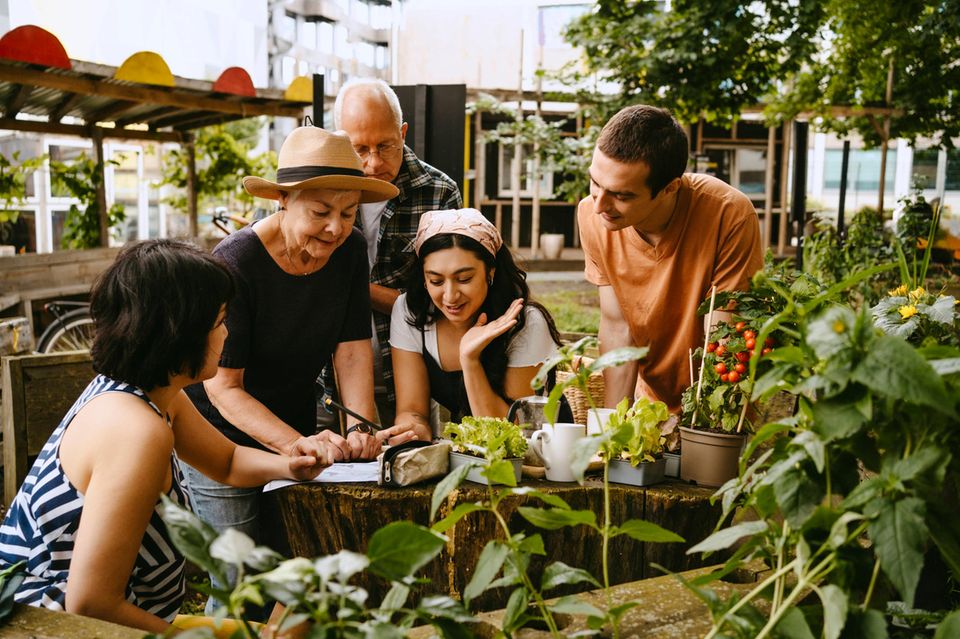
[[735, 363, 746, 374], [764, 337, 775, 348], [715, 363, 728, 374], [735, 351, 750, 363], [762, 347, 772, 355], [720, 373, 729, 382], [743, 330, 756, 340], [727, 371, 741, 383], [745, 338, 756, 350], [735, 321, 747, 333], [706, 342, 718, 353], [716, 345, 727, 357]]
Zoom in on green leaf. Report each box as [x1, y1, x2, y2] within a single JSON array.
[[924, 295, 957, 325], [158, 494, 227, 587], [544, 381, 568, 426], [366, 521, 446, 582], [547, 595, 605, 617], [508, 486, 571, 509], [774, 466, 824, 528], [501, 587, 530, 632], [431, 462, 474, 519], [852, 335, 952, 414], [432, 502, 484, 534], [687, 520, 768, 554], [935, 610, 960, 639], [380, 582, 410, 611], [463, 540, 509, 604], [541, 561, 601, 591], [930, 358, 960, 376], [586, 346, 648, 374], [843, 608, 888, 639], [791, 430, 825, 473], [517, 533, 546, 556], [611, 518, 684, 543], [483, 459, 518, 486], [776, 607, 816, 639], [867, 497, 928, 608], [417, 596, 475, 623], [517, 507, 598, 530], [807, 306, 857, 360], [887, 446, 948, 484], [810, 395, 868, 442], [570, 432, 605, 482], [819, 584, 848, 639]]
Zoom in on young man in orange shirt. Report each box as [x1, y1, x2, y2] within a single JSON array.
[[578, 105, 763, 411]]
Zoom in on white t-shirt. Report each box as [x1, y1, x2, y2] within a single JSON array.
[[389, 292, 558, 368], [360, 200, 389, 270]]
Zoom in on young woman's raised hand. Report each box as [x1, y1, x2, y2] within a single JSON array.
[[459, 298, 524, 364]]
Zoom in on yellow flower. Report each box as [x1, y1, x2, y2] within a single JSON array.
[[898, 305, 918, 319], [889, 285, 908, 297], [909, 287, 926, 303], [832, 320, 846, 333]]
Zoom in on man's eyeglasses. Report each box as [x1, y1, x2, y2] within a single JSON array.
[[353, 142, 402, 161]]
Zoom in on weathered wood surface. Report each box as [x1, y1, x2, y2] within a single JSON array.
[[0, 603, 143, 638], [2, 351, 95, 505], [0, 247, 121, 295], [262, 477, 721, 611], [407, 562, 771, 638]]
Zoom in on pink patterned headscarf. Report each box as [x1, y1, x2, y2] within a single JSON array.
[[414, 208, 503, 257]]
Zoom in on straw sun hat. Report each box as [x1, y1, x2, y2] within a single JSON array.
[[242, 126, 399, 203]]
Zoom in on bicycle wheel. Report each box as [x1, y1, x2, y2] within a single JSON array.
[[37, 309, 96, 353]]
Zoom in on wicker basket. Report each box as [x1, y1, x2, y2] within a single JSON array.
[[555, 363, 605, 426]]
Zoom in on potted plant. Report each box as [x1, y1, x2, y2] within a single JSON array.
[[680, 304, 782, 488], [601, 396, 670, 487], [443, 416, 528, 485]]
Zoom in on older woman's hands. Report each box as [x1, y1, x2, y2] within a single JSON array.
[[346, 431, 382, 460], [285, 439, 335, 480], [377, 421, 431, 446]]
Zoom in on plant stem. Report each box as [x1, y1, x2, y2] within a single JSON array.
[[491, 506, 561, 637], [704, 558, 800, 639], [863, 558, 881, 609]]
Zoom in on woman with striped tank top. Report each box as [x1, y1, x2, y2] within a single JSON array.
[[0, 240, 336, 633]]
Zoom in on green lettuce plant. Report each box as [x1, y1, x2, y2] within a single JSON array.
[[443, 416, 527, 460], [604, 396, 668, 465]]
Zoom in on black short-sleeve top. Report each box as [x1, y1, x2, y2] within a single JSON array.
[[186, 225, 372, 450]]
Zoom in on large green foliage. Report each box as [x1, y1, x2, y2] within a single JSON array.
[[49, 153, 125, 249], [563, 0, 960, 147]]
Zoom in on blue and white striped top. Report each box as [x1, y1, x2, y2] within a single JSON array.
[[0, 375, 189, 621]]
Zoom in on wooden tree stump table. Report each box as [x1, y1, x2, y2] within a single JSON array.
[[261, 477, 721, 611]]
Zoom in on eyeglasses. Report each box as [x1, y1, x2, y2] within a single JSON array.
[[353, 142, 402, 161]]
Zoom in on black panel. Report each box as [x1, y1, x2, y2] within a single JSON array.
[[392, 84, 465, 194]]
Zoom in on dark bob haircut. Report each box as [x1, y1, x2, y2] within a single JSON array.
[[90, 239, 234, 391]]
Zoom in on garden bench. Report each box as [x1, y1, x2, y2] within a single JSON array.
[[1, 351, 95, 505]]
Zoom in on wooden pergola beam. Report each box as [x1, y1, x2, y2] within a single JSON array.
[[83, 100, 138, 125], [48, 92, 84, 122], [0, 117, 186, 143], [170, 113, 242, 131], [0, 64, 307, 119], [114, 105, 178, 127], [3, 84, 33, 118], [149, 110, 223, 130]]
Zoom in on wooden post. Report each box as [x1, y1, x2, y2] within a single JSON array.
[[91, 128, 108, 247], [762, 124, 776, 251], [511, 29, 524, 249], [473, 110, 484, 210], [877, 57, 894, 214], [184, 133, 198, 238], [778, 120, 791, 256]]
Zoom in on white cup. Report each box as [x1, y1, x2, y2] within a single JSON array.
[[530, 423, 587, 482], [586, 408, 616, 436]]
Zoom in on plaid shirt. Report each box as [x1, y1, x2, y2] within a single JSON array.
[[323, 146, 461, 409]]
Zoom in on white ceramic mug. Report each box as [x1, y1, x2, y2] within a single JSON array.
[[586, 408, 616, 436], [530, 423, 587, 482]]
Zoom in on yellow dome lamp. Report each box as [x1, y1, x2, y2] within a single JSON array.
[[114, 51, 175, 87]]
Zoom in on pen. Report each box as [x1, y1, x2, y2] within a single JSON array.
[[322, 397, 384, 432]]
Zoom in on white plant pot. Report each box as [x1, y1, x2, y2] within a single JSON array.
[[540, 233, 565, 260], [448, 450, 522, 486], [607, 457, 667, 487]]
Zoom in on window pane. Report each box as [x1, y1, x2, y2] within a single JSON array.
[[736, 148, 766, 194], [0, 209, 36, 253], [823, 148, 896, 191], [911, 148, 939, 190], [946, 149, 960, 191]]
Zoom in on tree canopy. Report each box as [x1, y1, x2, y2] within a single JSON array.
[[564, 0, 960, 147]]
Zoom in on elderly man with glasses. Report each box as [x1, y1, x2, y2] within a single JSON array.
[[331, 78, 462, 427]]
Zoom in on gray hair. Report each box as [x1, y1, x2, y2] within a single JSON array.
[[333, 78, 403, 130]]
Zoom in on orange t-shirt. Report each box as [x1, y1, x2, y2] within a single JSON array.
[[578, 173, 763, 410]]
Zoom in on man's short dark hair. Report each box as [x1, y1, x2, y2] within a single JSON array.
[[597, 105, 689, 197], [90, 239, 234, 390]]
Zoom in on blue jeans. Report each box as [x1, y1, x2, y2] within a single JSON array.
[[181, 462, 262, 616]]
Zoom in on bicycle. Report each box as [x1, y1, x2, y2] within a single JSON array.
[[36, 300, 95, 353]]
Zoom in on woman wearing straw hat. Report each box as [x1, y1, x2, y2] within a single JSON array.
[[183, 126, 414, 613]]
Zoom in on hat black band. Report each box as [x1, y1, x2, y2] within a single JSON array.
[[276, 165, 364, 182]]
